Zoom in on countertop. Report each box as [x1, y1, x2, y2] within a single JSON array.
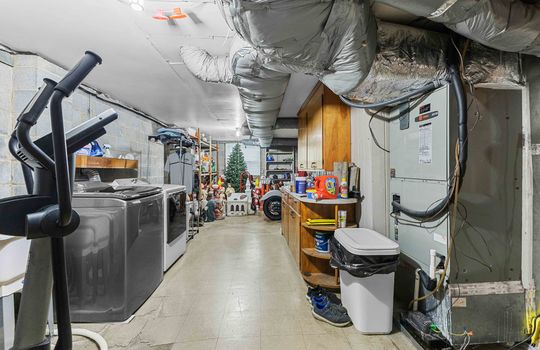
[[281, 187, 358, 205]]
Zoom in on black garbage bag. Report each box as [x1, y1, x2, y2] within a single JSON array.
[[329, 237, 399, 278]]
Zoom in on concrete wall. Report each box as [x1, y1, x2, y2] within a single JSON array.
[[350, 108, 390, 235], [0, 50, 164, 197]]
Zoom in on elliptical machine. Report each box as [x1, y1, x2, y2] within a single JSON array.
[[0, 52, 117, 350]]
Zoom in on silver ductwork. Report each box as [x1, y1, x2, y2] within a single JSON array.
[[376, 0, 540, 57], [345, 21, 522, 104], [180, 39, 289, 147], [217, 0, 377, 95]]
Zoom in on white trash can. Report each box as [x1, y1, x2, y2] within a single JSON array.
[[333, 228, 400, 334]]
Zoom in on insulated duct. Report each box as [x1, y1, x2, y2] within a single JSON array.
[[376, 0, 540, 57], [345, 21, 522, 104], [180, 39, 289, 147], [217, 0, 377, 95]]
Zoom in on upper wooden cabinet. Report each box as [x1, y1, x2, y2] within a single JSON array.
[[297, 83, 351, 171]]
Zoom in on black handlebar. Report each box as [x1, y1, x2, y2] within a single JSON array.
[[14, 79, 58, 171], [54, 51, 102, 97]]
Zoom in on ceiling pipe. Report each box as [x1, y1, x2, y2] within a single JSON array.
[[216, 0, 377, 96], [180, 38, 290, 147]]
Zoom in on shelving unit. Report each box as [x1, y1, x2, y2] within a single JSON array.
[[76, 155, 138, 169], [281, 189, 358, 290], [188, 128, 221, 237], [265, 148, 295, 180], [193, 128, 219, 188]]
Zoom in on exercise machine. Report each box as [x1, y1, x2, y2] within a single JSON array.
[[0, 51, 117, 350]]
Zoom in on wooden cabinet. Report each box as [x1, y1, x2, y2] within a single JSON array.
[[280, 188, 358, 289], [297, 83, 351, 171], [281, 194, 289, 243], [281, 190, 301, 268], [289, 208, 301, 267]]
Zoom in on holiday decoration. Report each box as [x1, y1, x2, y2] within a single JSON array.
[[225, 143, 248, 192]]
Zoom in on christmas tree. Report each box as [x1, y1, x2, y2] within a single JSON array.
[[225, 143, 248, 192]]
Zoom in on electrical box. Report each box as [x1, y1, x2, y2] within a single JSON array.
[[389, 85, 525, 346]]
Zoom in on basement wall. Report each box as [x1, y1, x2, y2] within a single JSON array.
[[0, 50, 164, 197]]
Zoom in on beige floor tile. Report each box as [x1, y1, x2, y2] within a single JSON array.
[[260, 314, 303, 336], [73, 217, 420, 349], [261, 335, 306, 350], [175, 313, 224, 343], [135, 296, 164, 319], [171, 339, 217, 350], [161, 295, 196, 317], [103, 317, 148, 347], [139, 316, 186, 346], [303, 334, 352, 350], [215, 336, 261, 350], [189, 292, 230, 315]]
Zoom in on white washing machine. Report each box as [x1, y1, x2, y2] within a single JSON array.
[[112, 179, 187, 271], [161, 184, 188, 271]]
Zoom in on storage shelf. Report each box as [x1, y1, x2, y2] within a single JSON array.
[[302, 223, 358, 231], [76, 155, 138, 169], [303, 272, 339, 289], [302, 248, 331, 260], [266, 152, 293, 155], [266, 161, 293, 164], [266, 169, 293, 172]]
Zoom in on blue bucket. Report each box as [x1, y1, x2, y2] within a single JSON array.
[[314, 232, 331, 253]]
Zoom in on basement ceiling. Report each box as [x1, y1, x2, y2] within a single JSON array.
[[0, 0, 317, 140]]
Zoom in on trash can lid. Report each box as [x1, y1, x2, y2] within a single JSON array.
[[335, 228, 400, 256]]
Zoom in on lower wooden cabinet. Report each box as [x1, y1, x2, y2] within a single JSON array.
[[289, 208, 300, 267], [280, 189, 359, 289], [281, 192, 300, 268]]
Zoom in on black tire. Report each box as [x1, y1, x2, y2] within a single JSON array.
[[263, 196, 281, 221]]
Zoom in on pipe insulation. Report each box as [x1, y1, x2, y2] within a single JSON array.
[[344, 21, 522, 104], [376, 0, 540, 57], [180, 39, 290, 147], [217, 0, 377, 95]]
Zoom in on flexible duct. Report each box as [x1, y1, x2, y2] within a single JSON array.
[[180, 39, 289, 147], [217, 0, 377, 95], [376, 0, 540, 57], [344, 21, 522, 104]]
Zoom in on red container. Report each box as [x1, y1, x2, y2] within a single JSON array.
[[314, 176, 339, 200]]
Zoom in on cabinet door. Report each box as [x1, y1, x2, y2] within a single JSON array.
[[281, 201, 289, 243], [297, 112, 308, 170], [289, 209, 301, 267], [307, 93, 323, 170]]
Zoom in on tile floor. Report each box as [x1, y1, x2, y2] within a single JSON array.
[[74, 215, 418, 350]]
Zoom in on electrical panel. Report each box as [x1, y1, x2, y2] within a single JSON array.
[[389, 85, 525, 346]]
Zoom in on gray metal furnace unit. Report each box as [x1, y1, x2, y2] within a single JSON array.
[[65, 182, 164, 322], [390, 85, 525, 346]]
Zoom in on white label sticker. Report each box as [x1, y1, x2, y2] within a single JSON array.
[[419, 123, 433, 164]]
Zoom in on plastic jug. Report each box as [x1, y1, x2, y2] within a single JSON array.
[[314, 176, 338, 200]]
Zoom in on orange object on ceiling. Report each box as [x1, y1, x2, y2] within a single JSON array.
[[169, 7, 188, 19], [152, 9, 169, 20]]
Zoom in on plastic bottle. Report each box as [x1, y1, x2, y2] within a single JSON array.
[[340, 177, 348, 199]]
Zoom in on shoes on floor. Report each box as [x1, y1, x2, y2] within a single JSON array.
[[311, 294, 351, 327], [306, 286, 346, 313]]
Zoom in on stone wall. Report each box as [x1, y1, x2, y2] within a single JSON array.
[[0, 50, 164, 197]]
